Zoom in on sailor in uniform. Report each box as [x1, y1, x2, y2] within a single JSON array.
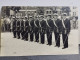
[[61, 13, 71, 49], [16, 17, 21, 39], [34, 16, 39, 42], [24, 16, 29, 41], [53, 13, 62, 47], [29, 16, 34, 42], [46, 15, 54, 45], [20, 17, 25, 39], [12, 17, 17, 38], [39, 15, 46, 44]]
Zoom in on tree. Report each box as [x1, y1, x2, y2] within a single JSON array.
[[61, 7, 71, 15], [14, 7, 21, 13], [37, 7, 44, 15]]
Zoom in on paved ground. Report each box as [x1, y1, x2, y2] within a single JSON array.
[[0, 29, 79, 56]]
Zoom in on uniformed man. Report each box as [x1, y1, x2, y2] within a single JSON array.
[[39, 15, 46, 44], [29, 16, 34, 42], [46, 15, 54, 46], [16, 17, 21, 39], [61, 13, 71, 49], [24, 16, 29, 41], [34, 16, 39, 42], [20, 17, 25, 39], [53, 13, 62, 47], [12, 17, 17, 38]]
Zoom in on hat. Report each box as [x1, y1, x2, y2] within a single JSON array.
[[62, 13, 67, 16], [29, 16, 33, 18], [47, 15, 51, 16], [25, 16, 28, 18], [39, 15, 44, 18], [16, 17, 19, 19], [12, 17, 15, 18], [53, 13, 58, 16]]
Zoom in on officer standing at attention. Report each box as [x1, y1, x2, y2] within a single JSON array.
[[20, 17, 24, 40], [12, 17, 17, 38], [34, 16, 39, 42], [39, 15, 46, 44], [16, 17, 21, 39], [61, 13, 71, 49], [24, 16, 29, 41], [46, 15, 54, 46], [53, 13, 62, 47], [29, 16, 34, 42]]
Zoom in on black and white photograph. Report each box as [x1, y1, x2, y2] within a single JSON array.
[[1, 6, 79, 56]]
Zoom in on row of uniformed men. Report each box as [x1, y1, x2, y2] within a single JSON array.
[[12, 13, 71, 49]]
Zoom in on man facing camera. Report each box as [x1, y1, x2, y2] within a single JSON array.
[[29, 16, 35, 42], [61, 13, 71, 49], [34, 16, 39, 42], [46, 15, 54, 46], [53, 13, 62, 47], [39, 15, 46, 44]]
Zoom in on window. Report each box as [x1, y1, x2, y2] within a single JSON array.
[[73, 7, 76, 9], [73, 12, 75, 16], [46, 11, 48, 14], [75, 12, 76, 16], [49, 11, 51, 14]]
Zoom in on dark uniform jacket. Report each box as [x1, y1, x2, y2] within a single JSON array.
[[16, 20, 20, 31], [30, 20, 35, 32], [13, 19, 17, 31], [54, 19, 62, 34], [61, 18, 71, 34], [40, 20, 46, 33], [46, 19, 54, 32], [25, 20, 29, 32], [21, 20, 24, 32], [34, 20, 39, 32]]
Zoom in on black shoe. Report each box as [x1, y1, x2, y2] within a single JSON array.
[[24, 40, 28, 41], [49, 44, 51, 46], [54, 45, 57, 47], [22, 38, 24, 40], [47, 44, 49, 45], [26, 40, 28, 41], [42, 43, 44, 44], [31, 41, 33, 42], [37, 40, 39, 42], [13, 37, 16, 38], [35, 41, 37, 42], [18, 38, 20, 39], [37, 41, 39, 43], [25, 38, 28, 41], [62, 47, 68, 49], [58, 46, 60, 48], [18, 37, 20, 39]]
